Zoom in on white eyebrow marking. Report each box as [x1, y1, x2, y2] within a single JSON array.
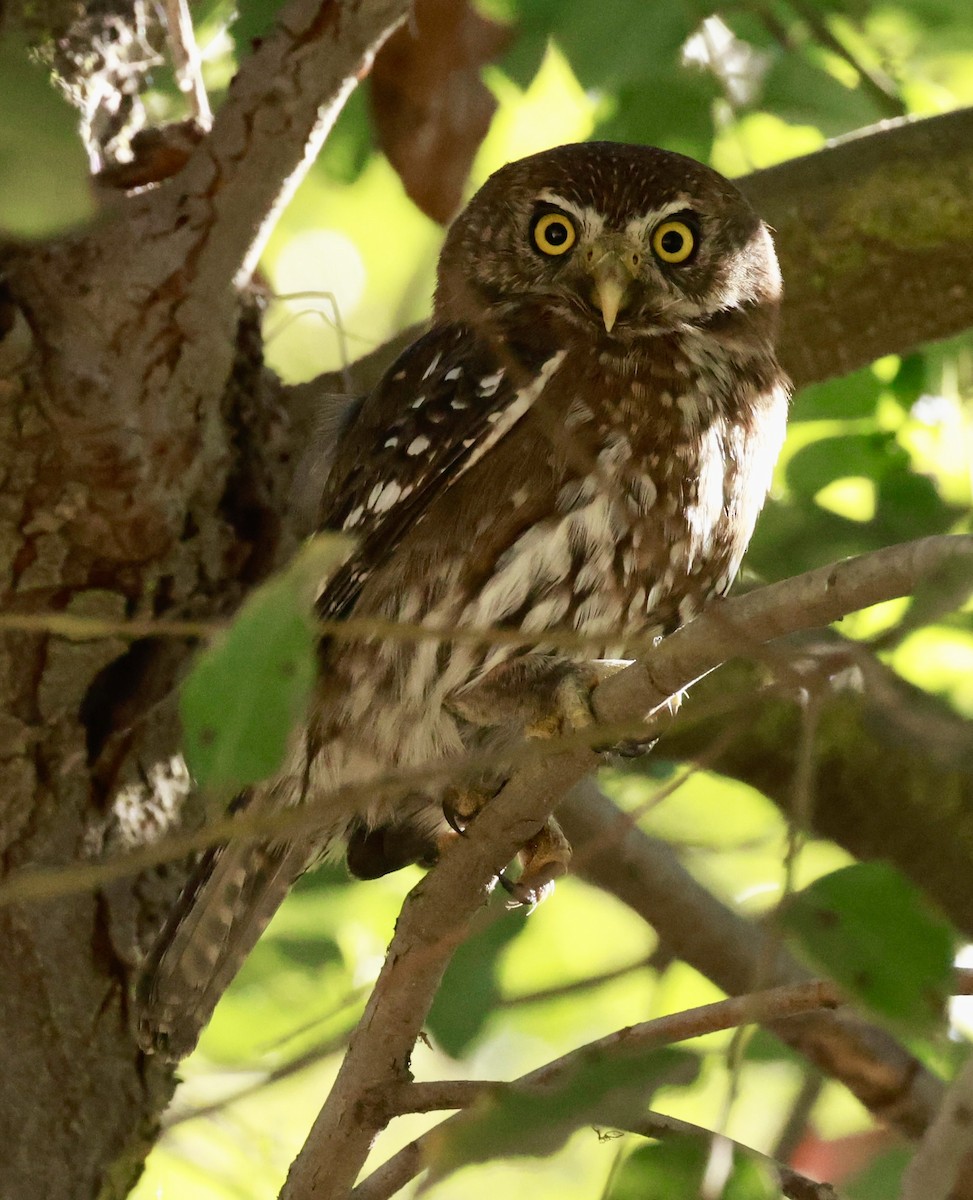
[[534, 190, 605, 238], [625, 198, 699, 239]]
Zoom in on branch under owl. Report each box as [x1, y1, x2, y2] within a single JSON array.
[[278, 533, 973, 1200], [0, 534, 969, 913]]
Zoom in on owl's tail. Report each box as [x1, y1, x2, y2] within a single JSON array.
[[136, 836, 310, 1060]]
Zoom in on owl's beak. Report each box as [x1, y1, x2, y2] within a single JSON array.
[[586, 241, 639, 333]]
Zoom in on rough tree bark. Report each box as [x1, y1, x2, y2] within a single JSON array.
[[1, 0, 973, 1195]]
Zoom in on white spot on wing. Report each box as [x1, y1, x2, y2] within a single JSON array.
[[422, 352, 442, 380], [458, 351, 566, 477], [372, 482, 403, 513], [477, 370, 505, 397], [407, 436, 431, 456]]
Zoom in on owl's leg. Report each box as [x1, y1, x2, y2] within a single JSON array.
[[448, 656, 604, 738], [444, 656, 613, 906]]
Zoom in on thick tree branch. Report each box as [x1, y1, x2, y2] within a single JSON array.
[[655, 636, 973, 937], [561, 782, 949, 1144], [900, 1055, 973, 1200], [741, 107, 973, 386], [159, 0, 409, 293]]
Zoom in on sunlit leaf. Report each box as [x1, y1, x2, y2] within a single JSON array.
[[180, 534, 352, 797], [781, 862, 955, 1032], [423, 1047, 697, 1185], [0, 39, 93, 235]]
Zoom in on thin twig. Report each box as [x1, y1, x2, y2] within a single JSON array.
[[351, 980, 847, 1200], [899, 1053, 973, 1200], [621, 1112, 845, 1200], [561, 783, 963, 1167], [774, 1069, 825, 1165], [1, 536, 968, 912], [162, 0, 212, 127], [0, 710, 667, 908], [786, 0, 906, 118]]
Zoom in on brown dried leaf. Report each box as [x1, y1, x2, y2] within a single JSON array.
[[370, 0, 512, 225]]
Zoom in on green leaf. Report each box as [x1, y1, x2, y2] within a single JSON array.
[[423, 1047, 697, 1186], [270, 933, 343, 971], [501, 0, 695, 91], [607, 1138, 778, 1200], [428, 907, 526, 1057], [888, 354, 928, 411], [746, 496, 888, 581], [874, 470, 953, 542], [231, 0, 285, 61], [594, 74, 718, 163], [180, 534, 353, 798], [780, 862, 955, 1033], [761, 50, 883, 137], [785, 432, 901, 497], [791, 369, 883, 421], [318, 85, 375, 185]]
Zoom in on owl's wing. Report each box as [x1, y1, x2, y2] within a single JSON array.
[[315, 325, 565, 621], [137, 328, 566, 1059]]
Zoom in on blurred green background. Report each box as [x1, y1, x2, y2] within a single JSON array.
[[7, 0, 972, 1195]]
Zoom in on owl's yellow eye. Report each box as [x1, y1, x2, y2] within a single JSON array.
[[651, 219, 697, 265], [531, 212, 577, 256]]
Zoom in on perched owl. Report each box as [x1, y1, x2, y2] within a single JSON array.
[[138, 142, 788, 1057]]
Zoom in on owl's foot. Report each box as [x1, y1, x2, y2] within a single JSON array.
[[440, 786, 570, 909], [441, 783, 494, 835], [520, 663, 602, 741], [449, 658, 602, 740], [501, 816, 571, 910], [606, 688, 682, 757]]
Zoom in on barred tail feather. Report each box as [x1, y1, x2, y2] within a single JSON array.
[[136, 838, 310, 1059]]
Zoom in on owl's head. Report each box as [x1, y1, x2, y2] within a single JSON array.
[[435, 142, 781, 347]]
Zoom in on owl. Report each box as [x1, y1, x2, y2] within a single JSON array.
[[138, 142, 788, 1057]]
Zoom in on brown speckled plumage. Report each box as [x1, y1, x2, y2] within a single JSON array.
[[138, 143, 789, 1057]]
